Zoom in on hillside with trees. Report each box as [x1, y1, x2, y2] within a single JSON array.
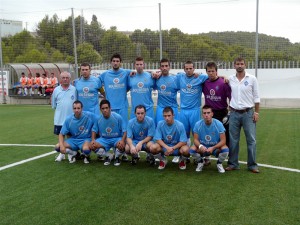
[[2, 14, 300, 65]]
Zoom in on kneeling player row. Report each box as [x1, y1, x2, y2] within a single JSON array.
[[55, 100, 229, 173]]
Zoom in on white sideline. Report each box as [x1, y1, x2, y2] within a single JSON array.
[[0, 143, 299, 173], [208, 158, 300, 173], [0, 144, 55, 147], [0, 151, 56, 171]]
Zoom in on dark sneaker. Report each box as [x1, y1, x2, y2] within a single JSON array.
[[146, 154, 151, 163], [149, 157, 156, 166], [131, 157, 138, 165], [121, 154, 129, 162], [114, 157, 121, 166], [75, 152, 82, 160], [204, 158, 211, 166], [186, 157, 191, 164]]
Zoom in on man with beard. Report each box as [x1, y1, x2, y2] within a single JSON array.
[[99, 53, 131, 162], [226, 57, 260, 173], [99, 53, 131, 128]]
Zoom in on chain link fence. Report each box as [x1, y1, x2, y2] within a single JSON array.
[[1, 1, 300, 68]]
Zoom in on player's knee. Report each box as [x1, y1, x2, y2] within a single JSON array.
[[180, 146, 190, 156]]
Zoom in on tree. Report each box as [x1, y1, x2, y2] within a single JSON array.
[[15, 49, 47, 63], [77, 42, 102, 64], [85, 15, 106, 52], [51, 50, 65, 62], [100, 29, 135, 62]]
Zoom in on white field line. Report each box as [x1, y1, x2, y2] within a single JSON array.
[[0, 144, 299, 173], [0, 151, 56, 171], [0, 144, 55, 147], [209, 158, 300, 173]]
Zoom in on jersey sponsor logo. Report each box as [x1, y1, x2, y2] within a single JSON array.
[[166, 135, 172, 142], [83, 87, 89, 93], [78, 86, 95, 97], [138, 82, 144, 88], [139, 131, 144, 137], [209, 89, 216, 96], [106, 127, 112, 133], [79, 126, 85, 132], [206, 94, 221, 101], [160, 85, 166, 90], [205, 135, 211, 142], [103, 126, 119, 137], [181, 87, 199, 94], [109, 78, 125, 89], [113, 78, 120, 84], [132, 82, 148, 93]]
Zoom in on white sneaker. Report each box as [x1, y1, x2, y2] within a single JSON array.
[[158, 158, 167, 170], [55, 153, 65, 162], [68, 154, 76, 163], [104, 156, 111, 166], [217, 163, 225, 173], [83, 157, 90, 164], [196, 162, 204, 172], [172, 156, 180, 163]]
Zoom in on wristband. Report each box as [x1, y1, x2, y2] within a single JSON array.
[[198, 144, 203, 150]]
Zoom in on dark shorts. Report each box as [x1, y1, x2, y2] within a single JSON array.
[[54, 125, 62, 135]]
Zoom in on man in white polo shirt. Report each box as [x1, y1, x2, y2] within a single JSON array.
[[226, 57, 260, 173]]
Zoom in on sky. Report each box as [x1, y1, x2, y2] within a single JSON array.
[[0, 0, 300, 43]]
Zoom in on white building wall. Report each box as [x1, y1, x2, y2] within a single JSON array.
[[0, 19, 23, 37]]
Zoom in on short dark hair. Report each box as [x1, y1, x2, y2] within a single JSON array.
[[135, 56, 144, 62], [184, 60, 194, 68], [111, 53, 122, 62], [234, 57, 246, 64], [205, 62, 218, 71], [163, 106, 174, 115], [160, 58, 170, 66], [202, 104, 213, 111], [100, 99, 111, 108], [135, 105, 146, 113], [73, 100, 83, 108], [80, 62, 91, 68]]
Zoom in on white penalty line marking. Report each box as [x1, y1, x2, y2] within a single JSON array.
[[0, 144, 299, 173]]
